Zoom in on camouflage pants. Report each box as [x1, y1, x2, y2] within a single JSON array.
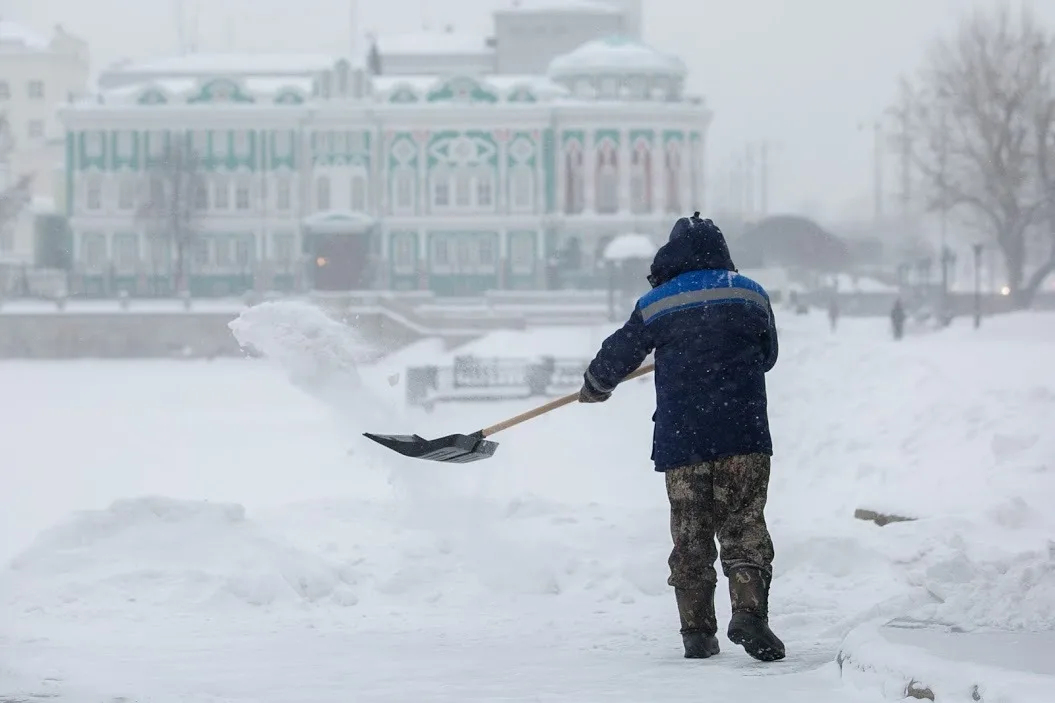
[[664, 453, 775, 591]]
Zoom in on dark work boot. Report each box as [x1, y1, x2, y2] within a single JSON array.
[[727, 567, 785, 662], [675, 586, 721, 659]]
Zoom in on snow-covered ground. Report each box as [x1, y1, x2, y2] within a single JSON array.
[[1, 303, 1052, 701]]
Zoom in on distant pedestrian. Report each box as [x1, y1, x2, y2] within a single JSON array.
[[891, 299, 906, 341], [827, 298, 839, 332]]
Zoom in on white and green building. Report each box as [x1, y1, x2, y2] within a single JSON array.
[[59, 4, 711, 296]]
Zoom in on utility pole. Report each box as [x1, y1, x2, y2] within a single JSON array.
[[873, 121, 883, 222], [744, 143, 755, 219], [759, 141, 769, 217], [886, 77, 915, 220]]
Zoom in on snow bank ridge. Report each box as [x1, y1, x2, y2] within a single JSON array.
[[5, 497, 360, 610]]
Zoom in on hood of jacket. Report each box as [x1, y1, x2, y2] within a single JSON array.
[[648, 214, 736, 288]]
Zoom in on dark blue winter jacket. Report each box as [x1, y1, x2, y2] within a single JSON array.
[[584, 216, 779, 471]]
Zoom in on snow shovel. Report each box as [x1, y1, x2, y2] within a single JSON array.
[[363, 362, 656, 463]]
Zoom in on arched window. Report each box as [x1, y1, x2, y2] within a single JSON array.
[[431, 166, 451, 210], [474, 167, 495, 209], [564, 143, 584, 214], [665, 144, 681, 213], [595, 140, 618, 214], [392, 167, 416, 213], [630, 141, 652, 214], [510, 165, 534, 212]]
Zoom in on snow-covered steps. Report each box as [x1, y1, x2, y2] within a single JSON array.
[[838, 619, 1055, 702]]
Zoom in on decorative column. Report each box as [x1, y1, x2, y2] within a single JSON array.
[[618, 127, 631, 215], [375, 127, 386, 217], [653, 133, 667, 215], [415, 130, 428, 217], [680, 136, 692, 215], [497, 229, 508, 290], [496, 129, 509, 214], [417, 231, 429, 291], [583, 130, 595, 214], [534, 129, 545, 215], [557, 126, 565, 212]]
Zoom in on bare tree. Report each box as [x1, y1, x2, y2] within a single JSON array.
[[906, 5, 1055, 308], [0, 114, 33, 238], [136, 139, 206, 294]]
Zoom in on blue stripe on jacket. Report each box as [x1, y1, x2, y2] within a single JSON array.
[[637, 269, 772, 325]]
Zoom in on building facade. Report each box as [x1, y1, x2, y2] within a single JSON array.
[[0, 20, 90, 267], [59, 7, 710, 296]]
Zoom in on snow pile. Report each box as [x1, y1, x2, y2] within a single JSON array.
[[602, 233, 657, 261], [764, 313, 1055, 634], [4, 497, 359, 611], [902, 533, 1055, 632]]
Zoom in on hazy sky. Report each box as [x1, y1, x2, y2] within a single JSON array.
[[5, 0, 1050, 222]]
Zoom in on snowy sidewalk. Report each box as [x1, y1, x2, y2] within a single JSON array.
[[837, 618, 1054, 702]]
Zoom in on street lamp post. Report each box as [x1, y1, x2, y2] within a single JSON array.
[[972, 243, 983, 329], [940, 247, 955, 323]]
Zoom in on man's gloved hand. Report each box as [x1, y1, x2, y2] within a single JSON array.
[[578, 376, 612, 403]]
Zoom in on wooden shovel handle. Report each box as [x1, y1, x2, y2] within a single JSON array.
[[478, 362, 656, 438]]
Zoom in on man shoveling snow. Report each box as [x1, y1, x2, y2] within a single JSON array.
[[578, 213, 784, 662]]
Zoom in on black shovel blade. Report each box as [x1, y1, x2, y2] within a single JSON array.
[[362, 432, 499, 463]]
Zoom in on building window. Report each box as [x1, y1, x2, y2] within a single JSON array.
[[191, 130, 208, 154], [350, 174, 367, 211], [86, 177, 103, 211], [316, 176, 331, 210], [85, 131, 105, 158], [27, 81, 44, 99], [394, 169, 415, 213], [235, 236, 253, 267], [478, 236, 495, 266], [432, 237, 449, 266], [118, 178, 137, 210], [148, 131, 166, 157], [213, 177, 230, 209], [209, 131, 228, 159], [454, 171, 471, 207], [0, 81, 9, 99], [193, 181, 208, 210], [149, 237, 169, 268], [456, 237, 471, 267], [148, 178, 165, 208], [276, 177, 292, 210], [510, 233, 535, 274], [235, 182, 251, 210], [665, 144, 682, 213], [194, 238, 210, 268], [113, 234, 139, 270], [564, 145, 584, 214], [27, 120, 44, 139], [273, 130, 293, 158], [116, 131, 134, 158], [392, 234, 416, 273], [595, 141, 618, 214], [630, 143, 653, 214], [476, 174, 494, 209], [82, 232, 107, 269], [433, 180, 450, 208], [510, 166, 533, 211], [272, 233, 295, 265], [233, 131, 250, 158]]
